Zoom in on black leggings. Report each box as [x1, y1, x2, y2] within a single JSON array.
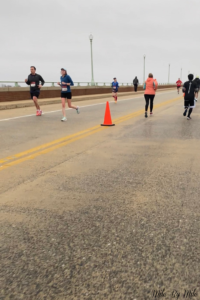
[[134, 84, 138, 92], [144, 94, 155, 112], [188, 108, 193, 118]]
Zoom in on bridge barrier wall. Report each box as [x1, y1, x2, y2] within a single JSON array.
[[0, 85, 176, 102]]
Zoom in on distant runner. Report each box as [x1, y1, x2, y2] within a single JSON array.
[[182, 74, 198, 120], [143, 73, 156, 117], [133, 76, 139, 92], [112, 78, 119, 102], [57, 68, 80, 122], [193, 76, 200, 97], [25, 66, 45, 116], [176, 78, 182, 94]]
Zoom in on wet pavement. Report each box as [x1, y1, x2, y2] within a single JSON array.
[[0, 91, 200, 299]]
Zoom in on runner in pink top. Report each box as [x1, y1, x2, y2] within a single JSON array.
[[143, 73, 156, 118]]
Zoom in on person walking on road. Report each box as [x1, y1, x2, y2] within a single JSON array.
[[111, 78, 119, 102], [25, 66, 45, 116], [176, 78, 182, 94], [133, 76, 139, 92], [143, 73, 156, 118], [182, 74, 198, 120], [57, 68, 80, 122]]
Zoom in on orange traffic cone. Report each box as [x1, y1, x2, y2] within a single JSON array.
[[101, 101, 115, 126]]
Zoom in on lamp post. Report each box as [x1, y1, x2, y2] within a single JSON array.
[[168, 64, 170, 84], [143, 55, 146, 84], [89, 34, 95, 86], [180, 68, 182, 80]]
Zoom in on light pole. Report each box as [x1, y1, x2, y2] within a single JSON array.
[[168, 64, 170, 84], [180, 68, 182, 80], [89, 34, 95, 86], [143, 55, 146, 84]]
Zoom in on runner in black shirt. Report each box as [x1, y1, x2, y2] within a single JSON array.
[[25, 66, 45, 116], [182, 74, 198, 120]]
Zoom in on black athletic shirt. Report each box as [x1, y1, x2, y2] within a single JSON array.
[[26, 73, 45, 92], [183, 80, 198, 101]]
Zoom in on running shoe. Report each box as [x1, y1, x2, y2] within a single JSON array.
[[187, 116, 192, 120], [76, 107, 80, 114], [61, 117, 67, 122], [150, 112, 153, 115], [195, 98, 198, 102], [36, 110, 41, 116], [183, 109, 187, 116], [145, 112, 148, 118], [40, 110, 43, 115]]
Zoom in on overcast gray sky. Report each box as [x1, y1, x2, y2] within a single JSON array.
[[0, 0, 199, 84]]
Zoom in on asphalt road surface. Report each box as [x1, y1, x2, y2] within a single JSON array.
[[0, 90, 200, 300]]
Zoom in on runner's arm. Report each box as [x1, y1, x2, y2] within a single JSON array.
[[70, 77, 74, 86], [65, 76, 74, 86], [25, 76, 30, 85], [39, 75, 45, 86]]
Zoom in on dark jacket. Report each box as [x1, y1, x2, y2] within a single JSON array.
[[26, 73, 45, 92], [183, 80, 198, 101], [193, 78, 200, 87], [133, 77, 139, 85]]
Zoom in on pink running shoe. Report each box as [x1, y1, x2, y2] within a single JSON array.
[[36, 110, 41, 116]]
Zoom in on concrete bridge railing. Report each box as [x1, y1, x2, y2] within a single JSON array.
[[0, 81, 173, 88], [0, 84, 176, 103]]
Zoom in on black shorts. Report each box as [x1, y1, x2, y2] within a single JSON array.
[[112, 89, 118, 93], [30, 91, 40, 99], [61, 92, 72, 99], [177, 86, 181, 89], [184, 98, 195, 108]]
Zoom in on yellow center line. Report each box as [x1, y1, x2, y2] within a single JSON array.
[[0, 95, 182, 171], [0, 124, 101, 164]]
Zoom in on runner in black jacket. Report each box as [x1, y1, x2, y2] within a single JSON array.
[[25, 66, 45, 116], [133, 76, 139, 92], [182, 74, 198, 120], [193, 76, 200, 90]]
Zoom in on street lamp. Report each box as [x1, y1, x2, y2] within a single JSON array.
[[180, 68, 182, 80], [168, 64, 170, 84], [89, 34, 95, 86], [143, 55, 146, 84]]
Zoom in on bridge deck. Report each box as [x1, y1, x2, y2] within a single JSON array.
[[0, 90, 199, 299]]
